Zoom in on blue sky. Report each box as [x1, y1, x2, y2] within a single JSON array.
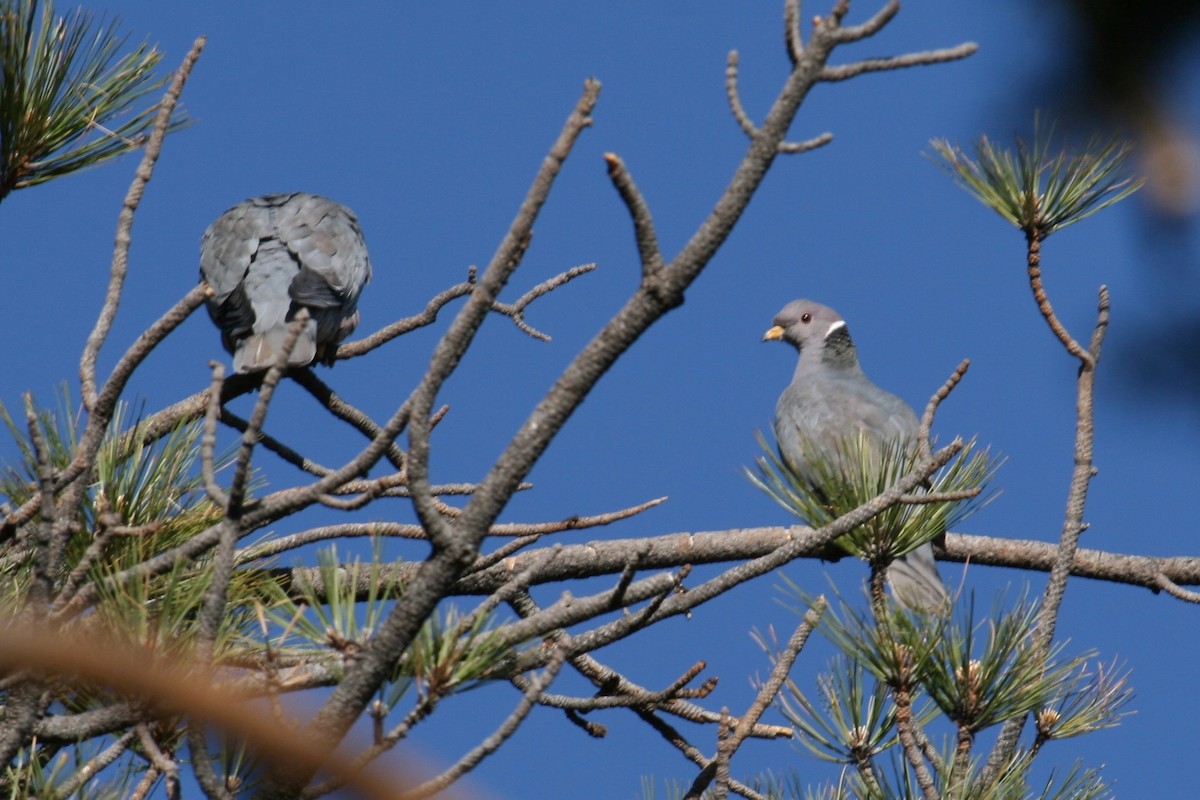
[[3, 2, 1198, 797]]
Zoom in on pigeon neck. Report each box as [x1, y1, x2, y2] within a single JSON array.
[[797, 325, 861, 376]]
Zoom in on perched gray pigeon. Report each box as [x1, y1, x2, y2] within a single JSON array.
[[200, 192, 372, 373], [763, 299, 949, 611]]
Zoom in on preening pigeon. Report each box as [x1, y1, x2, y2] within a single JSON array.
[[200, 192, 372, 373], [763, 299, 949, 611]]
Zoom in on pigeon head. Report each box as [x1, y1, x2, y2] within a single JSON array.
[[762, 299, 859, 370]]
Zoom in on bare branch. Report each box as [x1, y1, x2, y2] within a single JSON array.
[[253, 82, 605, 798], [494, 570, 681, 647], [0, 627, 404, 799], [490, 262, 599, 341], [1036, 284, 1108, 633], [736, 598, 824, 741], [605, 152, 665, 277], [81, 36, 206, 410], [918, 359, 970, 457], [784, 0, 804, 64], [400, 647, 568, 800], [509, 591, 790, 744], [725, 51, 832, 155], [33, 703, 141, 743], [339, 256, 597, 359], [117, 372, 260, 456], [52, 519, 115, 613], [334, 274, 477, 360], [136, 723, 180, 786], [820, 43, 979, 82], [67, 284, 210, 495], [825, 0, 898, 43], [1025, 232, 1095, 366], [220, 408, 330, 477], [898, 488, 981, 504], [1152, 575, 1200, 604], [725, 51, 758, 139], [466, 534, 542, 574], [660, 604, 827, 799], [989, 282, 1111, 775], [288, 368, 407, 472], [53, 730, 137, 798], [237, 496, 662, 565], [202, 363, 231, 508], [27, 398, 57, 605], [490, 495, 667, 535], [779, 131, 835, 155], [273, 522, 1200, 609]]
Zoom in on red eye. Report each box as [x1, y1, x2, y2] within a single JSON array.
[[800, 312, 812, 323]]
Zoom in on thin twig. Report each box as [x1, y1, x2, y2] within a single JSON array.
[[688, 598, 826, 799], [724, 51, 758, 138], [1152, 575, 1200, 603], [918, 359, 970, 458], [335, 276, 476, 359], [288, 368, 407, 472], [455, 546, 562, 643], [986, 268, 1110, 779], [129, 767, 164, 800], [826, 0, 898, 43], [898, 488, 981, 504], [400, 647, 567, 800], [494, 571, 680, 648], [220, 409, 330, 477], [80, 36, 206, 410], [508, 592, 787, 739], [53, 730, 137, 797], [603, 145, 673, 277], [466, 534, 542, 574], [255, 84, 603, 798], [1025, 232, 1094, 365], [820, 43, 979, 81], [41, 284, 211, 557], [725, 51, 832, 155], [237, 496, 661, 565], [779, 131, 835, 155], [313, 473, 408, 511], [26, 399, 56, 606], [511, 441, 962, 672], [202, 362, 231, 508], [195, 316, 309, 668], [51, 520, 113, 613], [784, 0, 804, 64], [339, 262, 597, 357], [194, 315, 314, 800], [303, 555, 562, 799], [490, 263, 598, 341], [136, 723, 180, 786]]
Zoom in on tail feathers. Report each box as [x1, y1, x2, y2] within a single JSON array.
[[233, 322, 317, 373], [887, 543, 950, 613]]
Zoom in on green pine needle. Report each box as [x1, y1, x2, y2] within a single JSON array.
[[755, 634, 901, 765], [929, 115, 1143, 239], [0, 0, 189, 200], [921, 593, 1092, 733], [747, 428, 999, 567]]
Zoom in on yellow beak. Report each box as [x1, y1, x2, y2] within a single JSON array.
[[762, 325, 785, 342]]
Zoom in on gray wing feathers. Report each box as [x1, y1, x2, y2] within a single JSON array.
[[888, 542, 949, 612], [775, 370, 948, 611], [774, 377, 917, 482], [199, 193, 372, 373]]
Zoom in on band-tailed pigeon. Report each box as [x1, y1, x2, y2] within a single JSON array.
[[200, 192, 372, 373], [763, 299, 949, 610]]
